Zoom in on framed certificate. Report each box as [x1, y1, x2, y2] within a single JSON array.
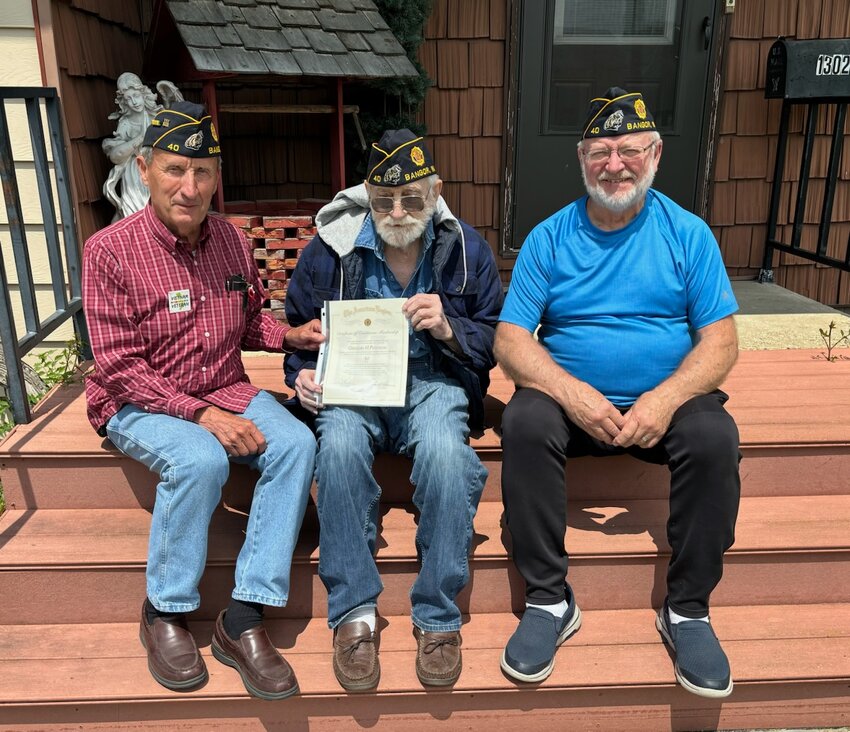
[[314, 298, 409, 407]]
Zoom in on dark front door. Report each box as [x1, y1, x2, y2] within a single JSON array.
[[508, 0, 719, 251]]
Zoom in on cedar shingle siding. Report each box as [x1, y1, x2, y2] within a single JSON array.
[[421, 0, 850, 304], [712, 0, 850, 304], [420, 0, 509, 280], [43, 0, 850, 305], [50, 0, 149, 243]]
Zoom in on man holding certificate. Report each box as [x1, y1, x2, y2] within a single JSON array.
[[284, 129, 503, 690]]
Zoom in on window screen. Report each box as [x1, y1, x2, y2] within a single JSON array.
[[554, 0, 676, 45]]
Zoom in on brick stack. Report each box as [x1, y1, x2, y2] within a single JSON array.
[[218, 213, 318, 322]]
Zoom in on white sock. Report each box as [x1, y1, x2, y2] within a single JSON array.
[[527, 600, 568, 619], [668, 607, 709, 625], [339, 605, 376, 632]]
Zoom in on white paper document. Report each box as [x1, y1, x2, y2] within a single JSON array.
[[314, 298, 409, 407]]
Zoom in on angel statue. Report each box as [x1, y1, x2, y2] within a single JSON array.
[[102, 73, 184, 221]]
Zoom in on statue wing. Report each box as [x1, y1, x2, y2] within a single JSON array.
[[156, 80, 184, 108]]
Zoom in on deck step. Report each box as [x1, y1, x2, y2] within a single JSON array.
[[2, 496, 849, 624], [6, 439, 850, 510], [3, 352, 850, 510], [1, 605, 848, 730], [2, 351, 850, 729]]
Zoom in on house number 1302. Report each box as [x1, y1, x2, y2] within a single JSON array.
[[816, 54, 850, 75]]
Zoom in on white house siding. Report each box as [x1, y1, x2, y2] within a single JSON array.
[[1, 0, 74, 358]]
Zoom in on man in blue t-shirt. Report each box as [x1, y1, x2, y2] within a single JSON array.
[[496, 87, 741, 699]]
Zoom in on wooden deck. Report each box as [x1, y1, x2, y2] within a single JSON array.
[[4, 348, 850, 455], [1, 348, 849, 730]]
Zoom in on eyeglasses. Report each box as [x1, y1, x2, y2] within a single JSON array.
[[582, 141, 658, 163], [369, 195, 427, 214]]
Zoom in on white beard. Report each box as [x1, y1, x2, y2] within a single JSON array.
[[374, 201, 435, 250], [581, 158, 657, 213]]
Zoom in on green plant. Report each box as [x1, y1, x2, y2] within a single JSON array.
[[0, 337, 86, 445], [32, 336, 86, 389], [0, 338, 86, 516], [0, 394, 41, 442], [0, 396, 12, 439], [817, 320, 850, 361]]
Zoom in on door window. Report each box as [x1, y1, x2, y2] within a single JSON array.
[[507, 0, 716, 250], [546, 0, 682, 134], [554, 1, 676, 43]]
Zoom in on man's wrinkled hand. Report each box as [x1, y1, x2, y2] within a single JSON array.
[[614, 390, 677, 448], [284, 319, 324, 351], [564, 381, 625, 445], [402, 293, 453, 342], [294, 368, 323, 415], [194, 405, 266, 457]]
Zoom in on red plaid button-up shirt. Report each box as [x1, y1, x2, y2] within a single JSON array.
[[83, 204, 290, 432]]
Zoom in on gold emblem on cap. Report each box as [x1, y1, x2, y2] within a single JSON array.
[[635, 99, 647, 120], [211, 122, 219, 143], [410, 146, 425, 167]]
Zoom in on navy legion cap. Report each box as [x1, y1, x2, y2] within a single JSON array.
[[367, 128, 436, 187], [142, 100, 221, 158], [582, 87, 656, 139]]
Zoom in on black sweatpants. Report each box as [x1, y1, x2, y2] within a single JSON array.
[[501, 387, 741, 618]]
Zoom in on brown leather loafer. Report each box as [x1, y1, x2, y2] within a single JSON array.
[[211, 610, 299, 700], [139, 604, 208, 692], [332, 621, 380, 692], [413, 626, 462, 687]]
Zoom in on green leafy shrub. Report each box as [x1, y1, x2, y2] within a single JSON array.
[[0, 337, 86, 445], [32, 336, 86, 388]]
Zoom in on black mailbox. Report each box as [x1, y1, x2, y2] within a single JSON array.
[[765, 37, 850, 100]]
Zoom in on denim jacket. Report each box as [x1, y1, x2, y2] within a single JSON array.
[[284, 184, 503, 430]]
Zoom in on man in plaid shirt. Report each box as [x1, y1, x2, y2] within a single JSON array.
[[83, 101, 323, 700]]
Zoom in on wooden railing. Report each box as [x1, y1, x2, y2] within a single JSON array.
[[0, 87, 89, 424]]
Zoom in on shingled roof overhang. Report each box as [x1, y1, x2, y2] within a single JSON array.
[[144, 0, 419, 82]]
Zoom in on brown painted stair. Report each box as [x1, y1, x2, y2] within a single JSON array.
[[1, 350, 849, 731]]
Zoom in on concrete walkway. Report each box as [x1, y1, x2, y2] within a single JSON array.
[[733, 281, 850, 351]]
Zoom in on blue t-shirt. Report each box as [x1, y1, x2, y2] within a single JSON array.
[[500, 190, 738, 406]]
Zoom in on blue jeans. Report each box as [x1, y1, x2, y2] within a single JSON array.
[[106, 390, 315, 612], [315, 360, 487, 632]]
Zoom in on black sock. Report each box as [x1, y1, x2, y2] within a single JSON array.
[[223, 599, 264, 639], [144, 597, 182, 624]]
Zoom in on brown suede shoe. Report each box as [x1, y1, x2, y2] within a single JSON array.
[[211, 610, 299, 700], [413, 626, 462, 687], [139, 603, 208, 692], [332, 621, 380, 691]]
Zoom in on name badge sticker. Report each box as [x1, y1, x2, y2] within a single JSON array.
[[168, 289, 191, 313]]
